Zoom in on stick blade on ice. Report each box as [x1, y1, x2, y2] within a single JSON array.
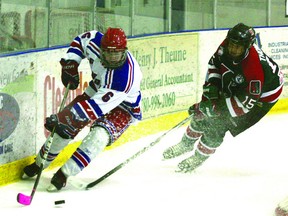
[[17, 193, 32, 206], [15, 85, 70, 207]]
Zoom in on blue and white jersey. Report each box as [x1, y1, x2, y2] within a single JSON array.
[[63, 30, 142, 121]]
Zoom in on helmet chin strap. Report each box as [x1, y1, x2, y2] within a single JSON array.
[[100, 59, 125, 69], [228, 49, 249, 64], [100, 50, 127, 69]]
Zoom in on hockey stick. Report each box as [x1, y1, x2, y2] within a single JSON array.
[[86, 114, 192, 189], [17, 83, 70, 206]]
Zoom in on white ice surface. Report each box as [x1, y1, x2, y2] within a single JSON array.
[[1, 114, 288, 216]]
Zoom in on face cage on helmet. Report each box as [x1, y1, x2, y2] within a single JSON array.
[[225, 39, 251, 62], [229, 38, 251, 50], [100, 49, 127, 69]]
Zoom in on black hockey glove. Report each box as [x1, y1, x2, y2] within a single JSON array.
[[60, 58, 80, 90], [188, 84, 220, 121], [202, 84, 219, 100], [45, 108, 90, 139], [188, 100, 219, 121]]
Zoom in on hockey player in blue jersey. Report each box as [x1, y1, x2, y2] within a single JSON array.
[[22, 27, 143, 191]]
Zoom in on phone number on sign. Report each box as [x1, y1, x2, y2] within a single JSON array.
[[142, 92, 176, 112]]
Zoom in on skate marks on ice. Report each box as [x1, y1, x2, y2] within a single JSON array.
[[0, 114, 287, 216]]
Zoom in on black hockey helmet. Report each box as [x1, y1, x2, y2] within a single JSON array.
[[225, 23, 256, 62]]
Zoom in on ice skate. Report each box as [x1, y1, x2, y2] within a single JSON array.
[[22, 162, 40, 179], [177, 152, 208, 173], [163, 135, 196, 159], [47, 168, 67, 192]]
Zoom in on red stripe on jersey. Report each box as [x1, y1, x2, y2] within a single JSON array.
[[78, 101, 97, 120], [71, 41, 84, 53], [260, 85, 283, 103], [124, 57, 133, 93], [230, 97, 245, 116], [207, 69, 221, 80], [106, 69, 113, 89], [73, 151, 89, 167], [89, 41, 101, 55], [242, 47, 265, 91]]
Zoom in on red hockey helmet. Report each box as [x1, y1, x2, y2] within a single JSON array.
[[100, 27, 128, 69]]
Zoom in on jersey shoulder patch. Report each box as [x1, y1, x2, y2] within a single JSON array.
[[249, 80, 261, 95]]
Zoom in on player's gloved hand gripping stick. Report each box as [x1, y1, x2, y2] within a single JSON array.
[[17, 83, 71, 206], [85, 114, 193, 189]]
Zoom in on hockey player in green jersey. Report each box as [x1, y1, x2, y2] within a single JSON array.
[[163, 23, 284, 173]]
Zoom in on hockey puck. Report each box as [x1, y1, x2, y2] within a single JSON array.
[[54, 200, 65, 205]]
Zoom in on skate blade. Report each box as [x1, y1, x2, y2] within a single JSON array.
[[46, 184, 59, 192]]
